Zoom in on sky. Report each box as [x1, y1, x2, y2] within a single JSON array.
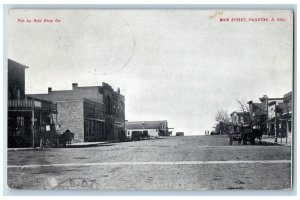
[[8, 9, 293, 135]]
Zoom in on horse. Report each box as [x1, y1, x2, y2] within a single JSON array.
[[65, 130, 75, 145], [58, 130, 75, 147], [39, 131, 50, 148]]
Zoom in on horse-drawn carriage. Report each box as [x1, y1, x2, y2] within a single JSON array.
[[228, 123, 262, 145], [39, 124, 74, 148]]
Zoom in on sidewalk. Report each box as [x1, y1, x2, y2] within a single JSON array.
[[8, 141, 119, 150], [69, 141, 110, 148], [260, 136, 291, 147]]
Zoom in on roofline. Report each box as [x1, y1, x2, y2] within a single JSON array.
[[26, 96, 56, 104], [230, 111, 249, 115], [126, 120, 168, 123], [28, 85, 124, 96], [8, 59, 29, 69], [26, 94, 84, 102], [284, 91, 292, 97]]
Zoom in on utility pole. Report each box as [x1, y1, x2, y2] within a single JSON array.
[[274, 117, 277, 144], [31, 110, 35, 148], [93, 69, 97, 85]]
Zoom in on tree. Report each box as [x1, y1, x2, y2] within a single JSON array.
[[236, 99, 249, 112], [215, 109, 230, 123], [215, 109, 231, 135]]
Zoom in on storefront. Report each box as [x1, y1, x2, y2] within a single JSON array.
[[8, 97, 57, 148], [84, 118, 106, 142]]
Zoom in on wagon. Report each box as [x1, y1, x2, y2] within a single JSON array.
[[131, 131, 142, 141], [228, 124, 261, 145], [39, 124, 60, 148]]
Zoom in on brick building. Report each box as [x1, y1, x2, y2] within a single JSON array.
[[28, 82, 125, 143]]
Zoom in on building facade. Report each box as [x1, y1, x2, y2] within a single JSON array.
[[8, 59, 57, 148], [261, 92, 292, 141], [228, 111, 252, 136], [281, 92, 292, 139], [125, 120, 169, 139], [8, 59, 27, 100], [257, 93, 291, 138], [29, 82, 125, 143], [230, 111, 251, 125], [248, 99, 268, 134]]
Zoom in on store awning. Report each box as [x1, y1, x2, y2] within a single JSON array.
[[85, 118, 105, 122]]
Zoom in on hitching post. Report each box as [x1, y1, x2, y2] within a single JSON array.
[[32, 110, 35, 148]]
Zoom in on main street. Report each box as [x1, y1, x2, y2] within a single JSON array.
[[7, 135, 291, 190]]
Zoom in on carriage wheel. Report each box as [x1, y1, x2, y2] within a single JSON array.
[[238, 138, 242, 144], [242, 138, 247, 145], [40, 139, 43, 148], [250, 137, 256, 145]]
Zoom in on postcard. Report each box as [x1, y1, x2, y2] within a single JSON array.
[[7, 9, 293, 190]]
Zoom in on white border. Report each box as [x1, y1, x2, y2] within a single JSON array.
[[1, 0, 299, 199]]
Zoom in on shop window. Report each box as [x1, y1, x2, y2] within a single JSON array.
[[17, 88, 21, 100], [17, 116, 24, 127]]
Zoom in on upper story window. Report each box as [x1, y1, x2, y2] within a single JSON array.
[[106, 96, 112, 115], [240, 117, 244, 123], [17, 88, 21, 100]]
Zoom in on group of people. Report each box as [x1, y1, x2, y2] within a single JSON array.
[[204, 130, 210, 135]]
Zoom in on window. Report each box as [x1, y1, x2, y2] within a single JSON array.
[[16, 116, 24, 132], [106, 96, 112, 114], [17, 88, 21, 100]]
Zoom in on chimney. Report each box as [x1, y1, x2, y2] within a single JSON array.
[[117, 88, 120, 94], [48, 87, 52, 93], [259, 95, 268, 103], [72, 83, 78, 90]]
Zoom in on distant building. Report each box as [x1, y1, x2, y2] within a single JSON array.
[[8, 59, 57, 148], [28, 82, 125, 143], [228, 111, 251, 135], [248, 100, 267, 118], [175, 132, 184, 136], [230, 111, 251, 125], [125, 120, 169, 139], [248, 99, 268, 134]]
